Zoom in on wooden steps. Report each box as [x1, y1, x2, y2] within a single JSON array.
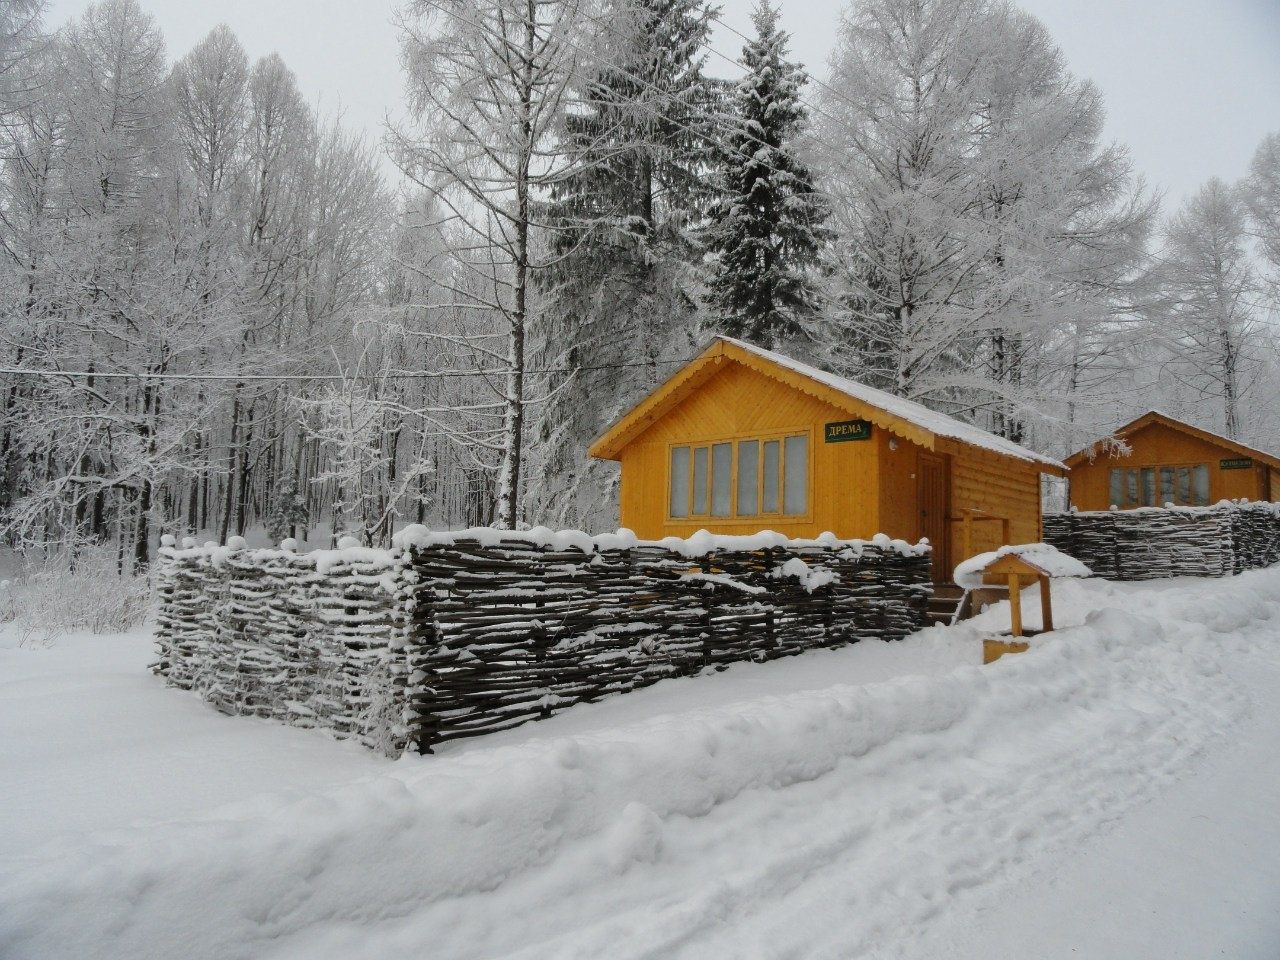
[[926, 583, 967, 627]]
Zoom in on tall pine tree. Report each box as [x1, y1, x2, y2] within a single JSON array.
[[528, 0, 722, 527], [706, 1, 827, 346]]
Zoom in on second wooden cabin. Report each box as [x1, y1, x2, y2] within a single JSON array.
[[589, 337, 1066, 582], [1065, 410, 1280, 510]]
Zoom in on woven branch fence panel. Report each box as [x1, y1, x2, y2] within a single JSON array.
[[401, 531, 931, 751], [1042, 502, 1280, 581], [155, 529, 931, 755], [154, 538, 413, 755]]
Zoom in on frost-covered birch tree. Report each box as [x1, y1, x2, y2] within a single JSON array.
[[1152, 179, 1264, 440], [818, 0, 1153, 450], [392, 0, 589, 529], [0, 7, 395, 564], [1244, 132, 1280, 293]]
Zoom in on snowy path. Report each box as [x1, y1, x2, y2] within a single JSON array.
[[913, 647, 1280, 960], [2, 573, 1279, 959]]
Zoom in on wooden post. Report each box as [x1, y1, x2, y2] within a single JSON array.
[[962, 511, 973, 562], [1038, 574, 1053, 632], [1008, 573, 1023, 636], [1001, 517, 1010, 546]]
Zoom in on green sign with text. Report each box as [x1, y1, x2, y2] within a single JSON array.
[[1220, 457, 1253, 470], [825, 419, 872, 443]]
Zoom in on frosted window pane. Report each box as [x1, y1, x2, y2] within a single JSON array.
[[669, 447, 690, 517], [1109, 469, 1123, 507], [1193, 464, 1210, 505], [1176, 466, 1191, 504], [1160, 466, 1174, 504], [762, 440, 780, 512], [1141, 468, 1156, 507], [737, 441, 759, 516], [711, 443, 732, 517], [1127, 470, 1138, 505], [784, 435, 808, 515], [692, 447, 708, 515]]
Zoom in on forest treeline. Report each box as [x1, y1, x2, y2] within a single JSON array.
[[1, 0, 1277, 564]]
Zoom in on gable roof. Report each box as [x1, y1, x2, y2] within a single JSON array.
[[588, 336, 1066, 473], [1064, 410, 1280, 471]]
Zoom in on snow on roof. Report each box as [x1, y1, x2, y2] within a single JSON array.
[[953, 542, 1091, 591], [720, 337, 1064, 470], [1075, 409, 1280, 470]]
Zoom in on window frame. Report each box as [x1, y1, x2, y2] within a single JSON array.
[[665, 428, 814, 523], [1108, 461, 1213, 508]]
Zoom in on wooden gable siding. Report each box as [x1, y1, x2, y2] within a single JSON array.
[[617, 360, 884, 539], [1069, 420, 1270, 511]]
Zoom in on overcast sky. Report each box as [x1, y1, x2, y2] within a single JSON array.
[[46, 0, 1280, 207]]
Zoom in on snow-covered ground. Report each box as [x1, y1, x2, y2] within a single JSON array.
[[1, 572, 1278, 959]]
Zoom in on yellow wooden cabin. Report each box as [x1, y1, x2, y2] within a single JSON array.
[[588, 337, 1066, 582], [1065, 410, 1280, 511]]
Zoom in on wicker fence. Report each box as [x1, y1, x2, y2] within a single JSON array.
[[1042, 501, 1280, 581], [154, 537, 412, 754], [154, 528, 931, 755]]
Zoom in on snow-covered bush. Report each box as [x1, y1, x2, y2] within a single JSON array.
[[4, 546, 151, 645]]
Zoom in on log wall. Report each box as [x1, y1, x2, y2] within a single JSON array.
[[154, 529, 932, 755], [1042, 502, 1280, 581]]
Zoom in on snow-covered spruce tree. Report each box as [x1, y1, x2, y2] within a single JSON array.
[[704, 0, 827, 347], [528, 0, 720, 529]]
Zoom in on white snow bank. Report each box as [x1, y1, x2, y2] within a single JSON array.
[[771, 556, 839, 592], [160, 539, 402, 574], [392, 523, 927, 558], [953, 542, 1091, 590], [161, 527, 928, 566], [3, 570, 1276, 960], [1060, 499, 1280, 518]]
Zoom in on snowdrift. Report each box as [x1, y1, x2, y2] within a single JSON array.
[[2, 572, 1275, 960]]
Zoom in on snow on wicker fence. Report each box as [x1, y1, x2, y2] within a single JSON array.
[[154, 528, 931, 755], [1042, 501, 1280, 581]]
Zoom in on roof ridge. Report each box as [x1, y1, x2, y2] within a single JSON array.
[[715, 336, 1064, 470], [1065, 409, 1280, 470]]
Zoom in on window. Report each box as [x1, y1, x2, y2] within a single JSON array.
[[711, 443, 732, 517], [669, 432, 810, 520], [669, 446, 690, 517], [736, 440, 759, 516], [1109, 463, 1210, 508], [784, 435, 808, 514], [692, 447, 708, 515], [762, 440, 780, 513]]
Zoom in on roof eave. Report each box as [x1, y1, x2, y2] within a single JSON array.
[[1063, 410, 1280, 472]]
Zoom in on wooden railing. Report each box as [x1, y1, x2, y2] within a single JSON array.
[[948, 508, 1011, 564]]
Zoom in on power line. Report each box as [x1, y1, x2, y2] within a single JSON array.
[[0, 357, 698, 383]]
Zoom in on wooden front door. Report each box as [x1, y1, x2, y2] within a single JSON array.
[[918, 453, 950, 582]]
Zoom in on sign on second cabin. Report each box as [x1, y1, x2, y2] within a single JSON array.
[[1221, 457, 1253, 470], [825, 419, 872, 443]]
